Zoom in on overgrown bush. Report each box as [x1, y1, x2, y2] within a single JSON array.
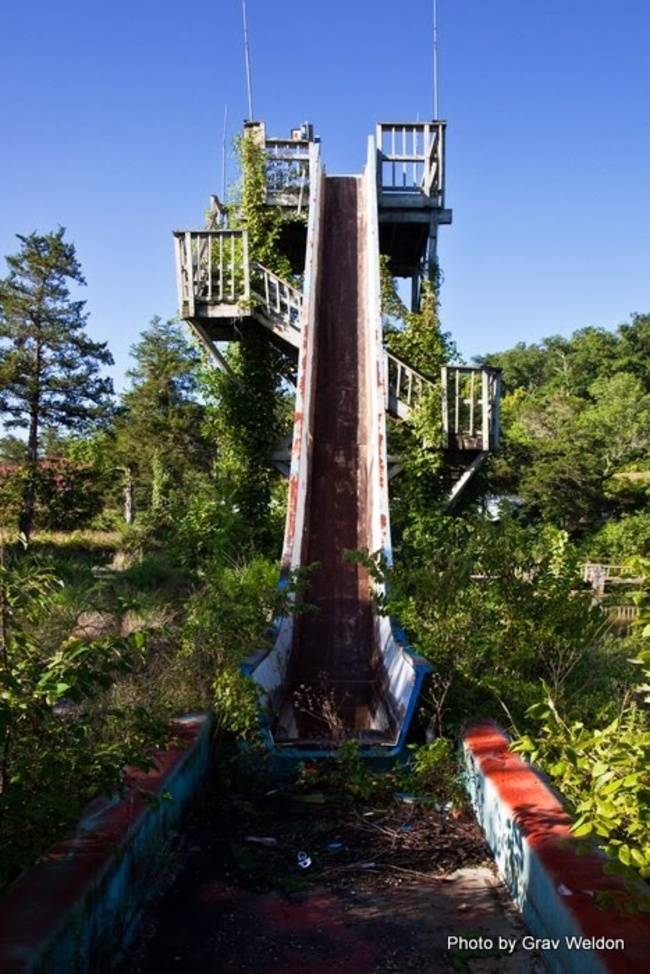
[[0, 458, 104, 530], [0, 547, 167, 888], [512, 673, 650, 889], [182, 556, 304, 741], [355, 517, 632, 735]]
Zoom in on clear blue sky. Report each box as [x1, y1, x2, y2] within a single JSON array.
[[1, 0, 649, 389]]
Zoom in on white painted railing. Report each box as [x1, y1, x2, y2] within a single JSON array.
[[385, 354, 501, 452], [442, 365, 501, 451], [250, 261, 302, 333], [583, 562, 643, 592], [173, 230, 248, 317], [376, 122, 446, 205], [385, 350, 433, 417], [265, 138, 311, 211], [174, 229, 302, 340], [603, 604, 639, 628]]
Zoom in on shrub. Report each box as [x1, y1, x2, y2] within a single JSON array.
[[0, 549, 166, 888], [512, 680, 650, 890]]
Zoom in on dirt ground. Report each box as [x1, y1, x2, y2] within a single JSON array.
[[121, 753, 545, 974]]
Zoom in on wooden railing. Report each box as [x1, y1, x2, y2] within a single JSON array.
[[603, 603, 640, 630], [385, 350, 433, 417], [250, 261, 302, 335], [173, 230, 248, 317], [265, 138, 311, 211], [385, 355, 500, 452], [442, 365, 501, 452], [376, 122, 445, 205], [582, 562, 644, 593], [173, 229, 302, 342]]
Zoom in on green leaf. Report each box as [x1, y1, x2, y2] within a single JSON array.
[[572, 821, 594, 837]]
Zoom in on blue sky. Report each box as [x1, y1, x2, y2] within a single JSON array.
[[1, 0, 649, 389]]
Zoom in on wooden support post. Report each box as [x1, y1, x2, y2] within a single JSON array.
[[441, 366, 449, 448], [173, 235, 184, 314], [411, 273, 420, 312], [469, 371, 475, 437], [242, 232, 250, 301], [481, 370, 490, 451], [184, 232, 194, 318], [207, 234, 212, 301], [493, 372, 501, 449], [218, 234, 224, 301]]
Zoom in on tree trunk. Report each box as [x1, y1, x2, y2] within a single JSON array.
[[19, 342, 41, 542], [19, 404, 39, 542], [123, 467, 135, 525]]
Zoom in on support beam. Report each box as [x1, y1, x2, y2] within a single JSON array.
[[446, 452, 488, 509]]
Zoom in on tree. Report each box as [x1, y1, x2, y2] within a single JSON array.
[[115, 317, 209, 523], [616, 313, 650, 391], [0, 229, 113, 538]]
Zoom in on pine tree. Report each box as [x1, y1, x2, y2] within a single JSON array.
[[115, 317, 209, 521], [0, 228, 113, 538]]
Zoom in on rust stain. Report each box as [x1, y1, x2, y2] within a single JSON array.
[[287, 177, 379, 736]]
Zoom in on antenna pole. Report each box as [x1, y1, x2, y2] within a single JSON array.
[[221, 103, 228, 202], [433, 0, 439, 119], [242, 0, 254, 120]]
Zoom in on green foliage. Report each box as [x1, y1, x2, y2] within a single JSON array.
[[113, 316, 211, 531], [298, 738, 464, 809], [382, 259, 455, 376], [588, 512, 650, 561], [512, 687, 650, 891], [182, 556, 301, 740], [299, 740, 393, 803], [361, 517, 620, 735], [0, 457, 104, 530], [402, 738, 466, 808], [0, 229, 114, 537], [380, 261, 458, 527], [495, 372, 650, 535], [0, 546, 166, 888], [201, 335, 290, 557], [233, 131, 294, 280], [483, 314, 650, 547]]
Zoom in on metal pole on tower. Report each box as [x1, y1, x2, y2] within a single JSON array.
[[433, 0, 439, 119], [242, 0, 255, 121]]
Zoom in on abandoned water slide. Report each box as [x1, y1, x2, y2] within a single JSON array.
[[244, 144, 431, 753]]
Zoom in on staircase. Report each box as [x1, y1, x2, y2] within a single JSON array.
[[173, 229, 303, 355]]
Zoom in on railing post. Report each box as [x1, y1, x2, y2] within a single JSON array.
[[441, 366, 449, 448], [242, 231, 250, 302], [184, 231, 195, 318], [439, 122, 446, 209], [468, 370, 475, 437], [173, 234, 184, 315], [207, 233, 213, 302], [493, 371, 501, 449], [383, 352, 389, 408], [481, 369, 490, 451]]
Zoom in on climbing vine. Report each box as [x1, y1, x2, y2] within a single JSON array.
[[380, 258, 458, 536], [204, 128, 295, 557], [382, 258, 454, 376], [232, 130, 295, 279]]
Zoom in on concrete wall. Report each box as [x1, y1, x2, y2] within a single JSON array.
[[0, 714, 213, 974], [461, 721, 649, 974]]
